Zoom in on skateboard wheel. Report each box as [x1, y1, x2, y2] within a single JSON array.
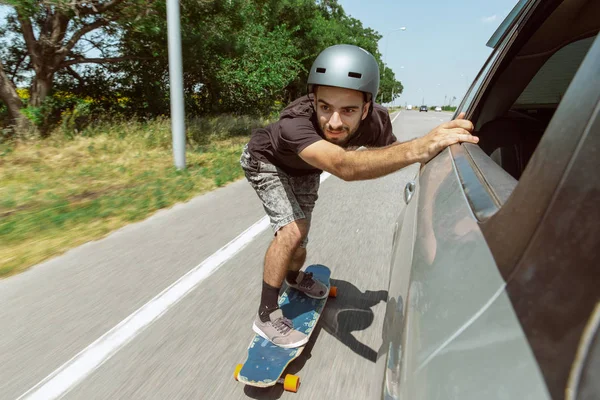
[[283, 374, 300, 392], [234, 364, 243, 381], [329, 286, 338, 297]]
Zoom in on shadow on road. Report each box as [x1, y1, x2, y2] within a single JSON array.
[[320, 279, 387, 362]]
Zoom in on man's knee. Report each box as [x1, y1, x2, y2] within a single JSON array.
[[277, 219, 309, 248]]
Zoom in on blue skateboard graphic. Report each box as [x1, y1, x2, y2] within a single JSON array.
[[234, 264, 337, 393]]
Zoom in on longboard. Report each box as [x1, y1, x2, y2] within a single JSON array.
[[234, 264, 337, 392]]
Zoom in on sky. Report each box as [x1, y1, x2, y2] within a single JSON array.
[[338, 0, 520, 107]]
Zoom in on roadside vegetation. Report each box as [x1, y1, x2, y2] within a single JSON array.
[[0, 116, 274, 276]]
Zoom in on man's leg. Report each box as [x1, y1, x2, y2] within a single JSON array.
[[282, 172, 316, 284], [263, 219, 308, 287], [289, 247, 307, 273], [259, 219, 308, 322], [252, 219, 313, 348], [241, 147, 319, 346], [282, 247, 307, 290]]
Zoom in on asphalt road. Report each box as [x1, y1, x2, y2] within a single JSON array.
[[0, 110, 453, 400]]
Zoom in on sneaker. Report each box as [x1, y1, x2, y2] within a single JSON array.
[[253, 309, 308, 348], [285, 271, 328, 299]]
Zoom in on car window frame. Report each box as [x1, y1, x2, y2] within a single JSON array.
[[449, 0, 600, 278], [455, 0, 543, 118], [486, 0, 531, 49], [456, 24, 521, 119]]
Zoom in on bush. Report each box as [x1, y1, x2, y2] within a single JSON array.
[[14, 91, 96, 138], [59, 100, 94, 138], [45, 114, 274, 151], [187, 114, 273, 147]]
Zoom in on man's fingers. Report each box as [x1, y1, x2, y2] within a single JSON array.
[[460, 134, 479, 144], [442, 119, 474, 131], [452, 128, 479, 143], [445, 127, 474, 137], [441, 128, 479, 144], [453, 120, 474, 131], [456, 112, 466, 120]]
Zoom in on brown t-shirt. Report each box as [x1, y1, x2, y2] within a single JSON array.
[[247, 94, 397, 175]]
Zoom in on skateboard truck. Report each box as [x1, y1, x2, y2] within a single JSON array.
[[234, 364, 301, 392]]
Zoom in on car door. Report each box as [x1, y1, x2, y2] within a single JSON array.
[[381, 1, 538, 398], [380, 2, 529, 397], [381, 0, 600, 398], [441, 30, 600, 399]]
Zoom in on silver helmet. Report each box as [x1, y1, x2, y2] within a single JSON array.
[[307, 44, 380, 101]]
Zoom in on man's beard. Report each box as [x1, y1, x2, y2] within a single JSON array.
[[321, 123, 358, 147]]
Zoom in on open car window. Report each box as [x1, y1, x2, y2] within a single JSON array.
[[478, 34, 597, 181], [452, 0, 600, 219], [473, 0, 599, 181]]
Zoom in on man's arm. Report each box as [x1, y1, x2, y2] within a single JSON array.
[[299, 114, 478, 181], [299, 140, 419, 181]]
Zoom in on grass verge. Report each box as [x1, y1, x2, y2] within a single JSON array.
[[0, 115, 270, 277]]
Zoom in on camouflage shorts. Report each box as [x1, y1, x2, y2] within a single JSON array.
[[240, 145, 320, 247]]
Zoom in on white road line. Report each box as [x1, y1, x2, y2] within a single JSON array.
[[19, 175, 333, 399], [391, 111, 401, 124]]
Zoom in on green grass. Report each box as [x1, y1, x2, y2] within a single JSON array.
[[0, 115, 272, 277]]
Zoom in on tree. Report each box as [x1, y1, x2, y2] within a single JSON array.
[[0, 0, 156, 135], [216, 23, 302, 114], [0, 0, 404, 133], [378, 66, 403, 104]]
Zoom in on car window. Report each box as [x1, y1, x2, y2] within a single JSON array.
[[475, 31, 598, 181], [514, 36, 595, 107], [456, 50, 501, 115], [454, 0, 600, 221], [456, 19, 522, 118]]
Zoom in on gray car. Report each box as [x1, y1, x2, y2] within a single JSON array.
[[381, 0, 600, 399]]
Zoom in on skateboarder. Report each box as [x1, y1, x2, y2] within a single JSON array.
[[240, 44, 478, 348]]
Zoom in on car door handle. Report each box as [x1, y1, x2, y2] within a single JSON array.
[[404, 181, 416, 204]]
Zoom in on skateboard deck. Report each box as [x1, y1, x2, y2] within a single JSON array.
[[234, 264, 336, 392]]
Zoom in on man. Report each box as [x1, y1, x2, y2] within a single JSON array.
[[240, 44, 478, 348]]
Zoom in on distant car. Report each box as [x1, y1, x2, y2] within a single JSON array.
[[406, 105, 413, 110], [381, 0, 600, 399], [419, 105, 428, 112], [435, 106, 442, 112]]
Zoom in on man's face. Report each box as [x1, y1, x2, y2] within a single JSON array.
[[314, 86, 370, 146]]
